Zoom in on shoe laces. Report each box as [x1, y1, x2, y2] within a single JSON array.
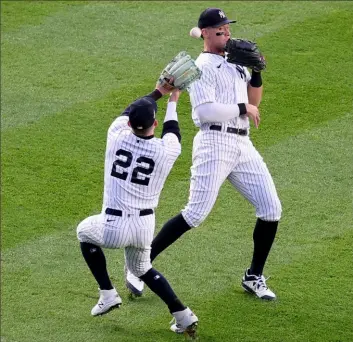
[[254, 275, 270, 291]]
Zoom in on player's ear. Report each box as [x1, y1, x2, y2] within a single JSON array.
[[154, 119, 158, 128], [201, 28, 208, 38], [128, 121, 131, 127]]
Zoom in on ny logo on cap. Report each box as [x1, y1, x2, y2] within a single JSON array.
[[219, 10, 226, 18]]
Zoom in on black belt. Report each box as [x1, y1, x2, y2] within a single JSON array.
[[209, 125, 248, 136], [105, 208, 153, 217]]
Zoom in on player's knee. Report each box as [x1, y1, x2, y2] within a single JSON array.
[[258, 197, 282, 221], [76, 222, 85, 242], [126, 259, 152, 278], [182, 207, 210, 228]]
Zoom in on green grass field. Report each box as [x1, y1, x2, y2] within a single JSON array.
[[1, 1, 352, 341]]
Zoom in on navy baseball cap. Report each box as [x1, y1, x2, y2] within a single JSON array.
[[198, 8, 236, 29], [128, 97, 157, 130]]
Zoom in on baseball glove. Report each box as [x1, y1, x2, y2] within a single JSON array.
[[158, 51, 202, 91], [225, 38, 266, 72]]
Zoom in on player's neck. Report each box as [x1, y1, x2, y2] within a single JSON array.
[[133, 134, 154, 140], [132, 127, 155, 138], [132, 129, 155, 139], [203, 44, 225, 56]]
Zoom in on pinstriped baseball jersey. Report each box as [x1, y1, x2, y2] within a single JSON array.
[[77, 94, 182, 276], [181, 52, 282, 227], [103, 116, 181, 212], [189, 53, 251, 129]]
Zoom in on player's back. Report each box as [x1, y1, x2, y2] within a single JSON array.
[[103, 118, 181, 211]]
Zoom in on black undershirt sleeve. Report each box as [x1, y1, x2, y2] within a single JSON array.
[[120, 89, 163, 117], [161, 120, 181, 142]]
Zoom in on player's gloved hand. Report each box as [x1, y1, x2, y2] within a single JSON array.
[[157, 51, 202, 93], [225, 38, 266, 72], [245, 103, 260, 128]]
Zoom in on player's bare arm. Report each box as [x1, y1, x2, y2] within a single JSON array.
[[248, 77, 263, 107], [225, 38, 265, 107]]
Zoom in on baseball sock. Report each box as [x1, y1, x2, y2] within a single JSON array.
[[80, 242, 113, 290], [249, 219, 278, 276], [150, 213, 191, 262], [139, 268, 186, 313]]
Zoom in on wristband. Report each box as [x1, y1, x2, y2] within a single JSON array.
[[250, 71, 262, 88], [238, 103, 247, 115]]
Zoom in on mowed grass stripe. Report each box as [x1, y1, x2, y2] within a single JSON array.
[[2, 230, 351, 342], [2, 2, 352, 341], [2, 115, 352, 342], [2, 5, 352, 248], [2, 1, 351, 130], [2, 0, 352, 247]]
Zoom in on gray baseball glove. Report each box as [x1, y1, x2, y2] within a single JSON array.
[[158, 51, 202, 91]]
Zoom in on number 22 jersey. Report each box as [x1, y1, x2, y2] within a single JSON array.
[[102, 101, 181, 212]]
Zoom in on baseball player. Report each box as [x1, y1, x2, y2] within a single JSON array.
[[127, 8, 282, 301], [76, 81, 198, 337]]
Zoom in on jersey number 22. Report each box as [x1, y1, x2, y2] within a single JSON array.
[[111, 149, 155, 186]]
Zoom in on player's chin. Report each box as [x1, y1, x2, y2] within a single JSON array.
[[222, 38, 230, 47], [220, 42, 228, 51]]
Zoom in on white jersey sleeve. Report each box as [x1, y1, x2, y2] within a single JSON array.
[[162, 133, 181, 161], [160, 101, 181, 161]]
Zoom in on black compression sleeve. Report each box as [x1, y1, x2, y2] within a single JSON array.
[[120, 89, 163, 117], [250, 70, 262, 88], [161, 120, 181, 142], [146, 89, 163, 101]]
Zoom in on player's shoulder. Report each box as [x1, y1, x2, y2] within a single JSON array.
[[108, 117, 130, 136], [153, 134, 179, 146], [196, 53, 215, 67], [156, 134, 181, 153], [195, 53, 225, 75], [196, 53, 223, 65]]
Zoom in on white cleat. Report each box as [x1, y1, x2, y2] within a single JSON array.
[[170, 307, 198, 340], [125, 267, 144, 297], [241, 268, 276, 300], [91, 288, 122, 316]]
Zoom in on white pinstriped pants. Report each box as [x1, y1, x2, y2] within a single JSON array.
[[182, 130, 282, 227], [77, 211, 155, 277]]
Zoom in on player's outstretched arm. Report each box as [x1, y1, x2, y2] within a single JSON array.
[[161, 89, 181, 142], [109, 51, 200, 134]]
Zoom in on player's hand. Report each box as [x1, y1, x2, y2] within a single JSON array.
[[155, 77, 175, 96], [245, 103, 260, 128], [169, 89, 181, 103]]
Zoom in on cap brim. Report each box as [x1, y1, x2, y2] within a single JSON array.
[[212, 19, 236, 28]]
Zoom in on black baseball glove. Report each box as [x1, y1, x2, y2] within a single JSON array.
[[225, 38, 266, 72]]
